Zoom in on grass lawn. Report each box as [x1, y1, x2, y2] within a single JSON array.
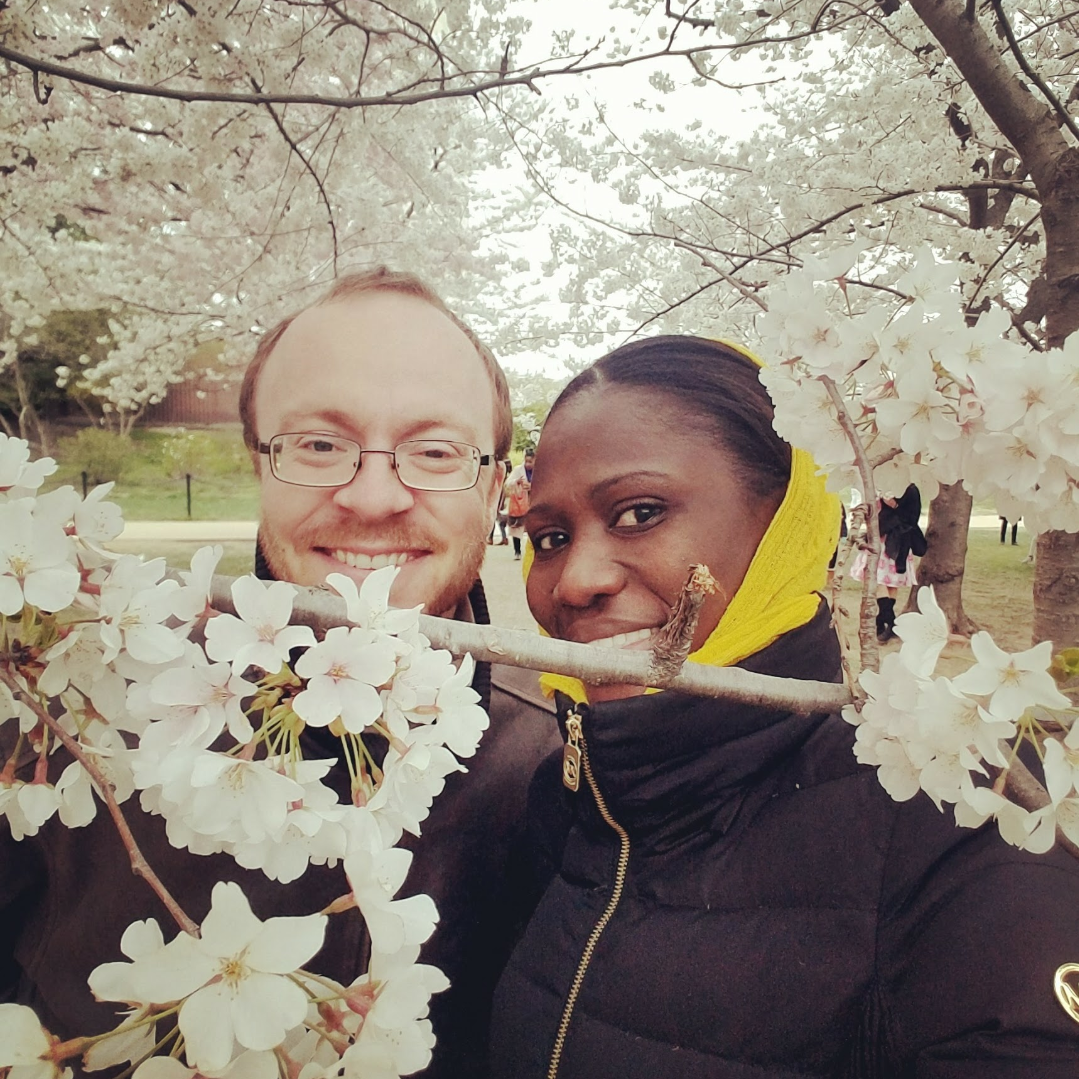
[[835, 525, 1036, 675], [43, 426, 261, 521]]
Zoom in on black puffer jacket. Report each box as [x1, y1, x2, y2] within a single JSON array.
[[491, 606, 1079, 1078]]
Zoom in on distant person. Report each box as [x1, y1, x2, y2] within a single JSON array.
[[1000, 515, 1021, 545], [490, 458, 512, 544], [851, 483, 927, 642], [506, 448, 535, 560]]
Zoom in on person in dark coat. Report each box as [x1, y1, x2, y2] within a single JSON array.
[[1, 268, 561, 1079], [490, 335, 1079, 1079]]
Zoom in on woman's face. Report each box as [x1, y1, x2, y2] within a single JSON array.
[[525, 386, 781, 701]]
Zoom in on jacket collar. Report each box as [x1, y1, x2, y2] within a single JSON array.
[[556, 602, 842, 845]]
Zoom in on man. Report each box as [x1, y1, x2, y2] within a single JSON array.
[[1, 268, 559, 1078]]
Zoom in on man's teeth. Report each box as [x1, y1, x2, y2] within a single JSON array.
[[331, 550, 411, 570], [585, 627, 655, 649]]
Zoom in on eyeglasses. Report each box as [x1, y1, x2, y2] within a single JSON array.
[[258, 433, 492, 491]]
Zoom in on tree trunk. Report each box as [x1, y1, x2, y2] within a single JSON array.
[[907, 0, 1079, 650], [1033, 531, 1079, 649], [905, 481, 977, 634], [12, 352, 50, 455]]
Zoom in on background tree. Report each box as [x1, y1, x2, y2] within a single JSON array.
[[492, 0, 1079, 646]]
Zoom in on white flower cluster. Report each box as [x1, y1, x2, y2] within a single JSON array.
[[0, 434, 490, 1078], [845, 587, 1077, 852], [758, 247, 1079, 533]]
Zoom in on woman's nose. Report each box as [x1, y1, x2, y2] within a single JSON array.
[[552, 538, 625, 609], [330, 451, 416, 520]]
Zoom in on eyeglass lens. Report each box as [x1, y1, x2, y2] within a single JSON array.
[[269, 434, 481, 490]]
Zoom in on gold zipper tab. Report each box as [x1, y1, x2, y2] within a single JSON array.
[[548, 709, 631, 1079], [562, 711, 582, 792]]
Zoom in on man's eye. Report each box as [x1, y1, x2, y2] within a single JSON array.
[[612, 504, 661, 529], [304, 440, 339, 453], [533, 531, 569, 552]]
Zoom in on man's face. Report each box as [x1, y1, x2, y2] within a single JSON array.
[[252, 292, 501, 617]]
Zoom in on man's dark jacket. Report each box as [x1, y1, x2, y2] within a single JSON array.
[[1, 580, 559, 1079], [491, 607, 1079, 1078]]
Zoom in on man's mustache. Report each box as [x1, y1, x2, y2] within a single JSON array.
[[289, 519, 449, 555]]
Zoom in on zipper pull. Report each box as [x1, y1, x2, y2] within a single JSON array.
[[562, 711, 583, 792]]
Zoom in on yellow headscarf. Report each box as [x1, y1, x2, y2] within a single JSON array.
[[529, 341, 840, 703]]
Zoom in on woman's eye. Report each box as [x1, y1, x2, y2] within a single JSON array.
[[612, 504, 661, 529], [533, 531, 569, 552]]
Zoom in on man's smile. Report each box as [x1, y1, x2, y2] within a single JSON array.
[[324, 549, 415, 570]]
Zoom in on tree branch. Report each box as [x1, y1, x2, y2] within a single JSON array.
[[821, 376, 881, 674], [988, 0, 1079, 145], [0, 669, 200, 937], [205, 575, 853, 713]]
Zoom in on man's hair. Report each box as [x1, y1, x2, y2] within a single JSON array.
[[551, 335, 791, 501], [239, 267, 512, 463]]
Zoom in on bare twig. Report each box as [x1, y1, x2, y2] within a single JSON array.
[[648, 564, 719, 684], [821, 376, 881, 673], [0, 669, 200, 936]]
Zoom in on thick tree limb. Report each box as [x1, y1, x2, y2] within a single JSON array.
[[207, 574, 852, 713]]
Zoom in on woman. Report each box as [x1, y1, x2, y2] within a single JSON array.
[[505, 448, 536, 560], [490, 337, 1079, 1078], [850, 485, 927, 642]]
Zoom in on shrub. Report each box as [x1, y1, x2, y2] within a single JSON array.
[[161, 429, 220, 479], [61, 427, 130, 484]]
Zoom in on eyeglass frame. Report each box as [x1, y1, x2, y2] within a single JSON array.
[[256, 432, 494, 492]]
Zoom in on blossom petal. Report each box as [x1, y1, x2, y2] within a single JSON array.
[[246, 914, 327, 974], [179, 983, 237, 1072], [200, 882, 263, 957], [231, 971, 308, 1051]]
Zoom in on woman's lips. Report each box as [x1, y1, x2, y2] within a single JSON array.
[[579, 626, 658, 650]]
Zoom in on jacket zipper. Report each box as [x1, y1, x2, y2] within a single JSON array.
[[548, 709, 632, 1079]]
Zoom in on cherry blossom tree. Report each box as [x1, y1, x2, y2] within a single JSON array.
[[494, 0, 1079, 647], [0, 1, 537, 434]]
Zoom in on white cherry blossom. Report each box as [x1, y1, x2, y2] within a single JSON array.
[[0, 435, 56, 493], [293, 626, 397, 733], [0, 1003, 68, 1079], [951, 635, 1071, 721], [91, 883, 326, 1073], [327, 567, 422, 635], [894, 586, 951, 677], [0, 499, 80, 616], [171, 544, 224, 622], [344, 843, 439, 957], [204, 577, 316, 674]]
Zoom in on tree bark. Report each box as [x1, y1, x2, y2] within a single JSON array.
[[11, 352, 50, 454], [905, 481, 977, 634], [1033, 531, 1079, 649]]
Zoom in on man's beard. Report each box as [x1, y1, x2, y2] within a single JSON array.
[[258, 515, 488, 618]]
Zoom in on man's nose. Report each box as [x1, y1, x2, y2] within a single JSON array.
[[552, 536, 625, 609], [330, 450, 416, 519]]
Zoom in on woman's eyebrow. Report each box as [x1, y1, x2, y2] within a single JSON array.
[[528, 470, 671, 521], [589, 470, 670, 499]]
